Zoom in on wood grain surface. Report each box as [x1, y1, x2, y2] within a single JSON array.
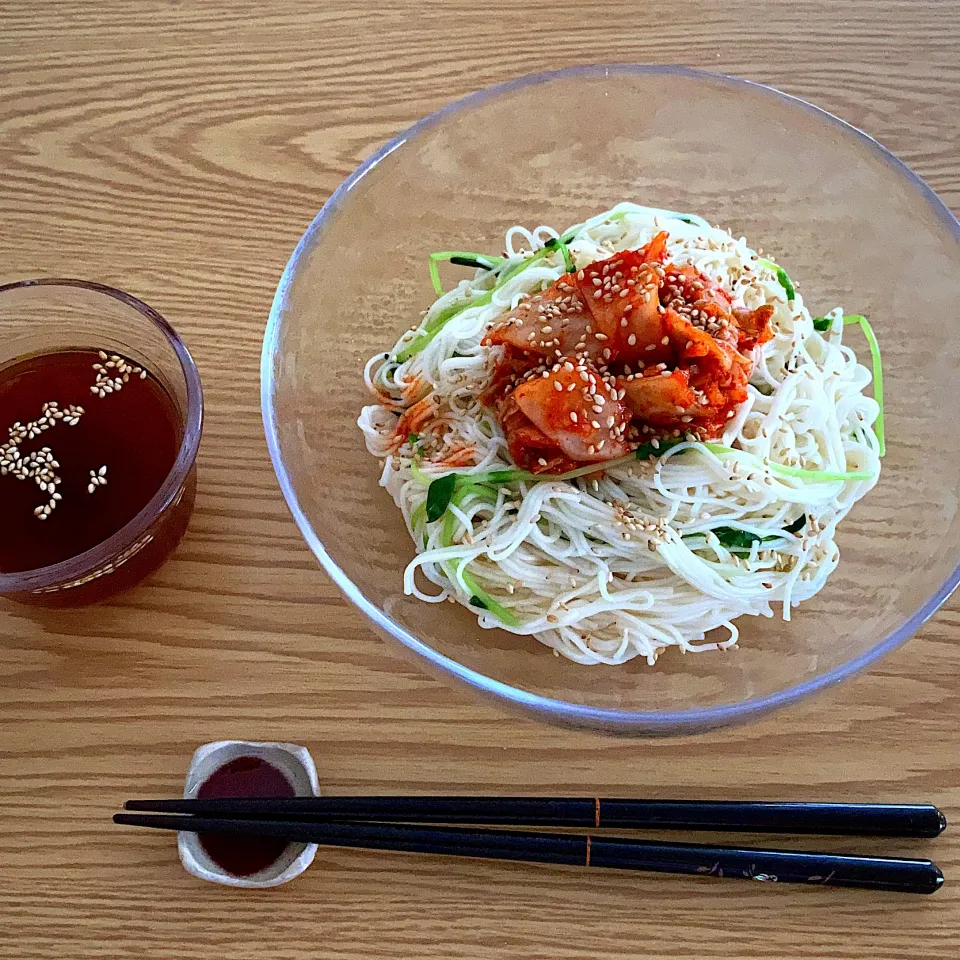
[[1, 2, 958, 957]]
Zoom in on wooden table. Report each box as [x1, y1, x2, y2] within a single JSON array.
[[1, 2, 958, 957]]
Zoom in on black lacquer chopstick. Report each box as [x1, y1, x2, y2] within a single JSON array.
[[122, 797, 947, 838], [113, 813, 943, 894]]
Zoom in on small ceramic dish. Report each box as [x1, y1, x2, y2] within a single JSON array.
[[178, 740, 320, 888]]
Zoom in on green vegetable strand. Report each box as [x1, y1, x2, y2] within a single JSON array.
[[843, 314, 885, 457], [430, 482, 519, 627], [395, 213, 633, 363], [783, 513, 807, 534], [758, 258, 796, 301], [416, 440, 873, 506], [633, 438, 686, 460], [428, 251, 505, 295], [425, 473, 457, 522], [553, 232, 575, 273], [459, 567, 519, 626], [700, 442, 873, 482]]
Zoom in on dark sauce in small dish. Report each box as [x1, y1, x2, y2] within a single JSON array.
[[196, 756, 296, 877]]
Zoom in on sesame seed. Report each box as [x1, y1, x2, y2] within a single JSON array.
[[570, 412, 578, 423]]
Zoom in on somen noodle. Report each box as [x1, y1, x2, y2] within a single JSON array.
[[359, 204, 882, 665]]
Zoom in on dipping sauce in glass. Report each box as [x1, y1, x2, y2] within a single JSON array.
[[196, 756, 296, 877], [0, 349, 181, 572]]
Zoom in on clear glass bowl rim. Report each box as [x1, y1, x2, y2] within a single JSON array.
[[0, 278, 204, 592], [261, 64, 960, 733]]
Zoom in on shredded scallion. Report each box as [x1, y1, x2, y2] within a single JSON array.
[[842, 314, 885, 456]]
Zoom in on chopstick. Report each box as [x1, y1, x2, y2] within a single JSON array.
[[113, 813, 944, 894], [121, 797, 948, 838]]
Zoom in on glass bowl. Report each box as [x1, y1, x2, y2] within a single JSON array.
[[0, 279, 203, 606], [261, 66, 960, 734]]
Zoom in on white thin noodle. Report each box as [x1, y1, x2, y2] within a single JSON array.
[[358, 203, 881, 665]]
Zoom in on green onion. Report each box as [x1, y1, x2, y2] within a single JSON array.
[[701, 442, 873, 482], [710, 526, 778, 551], [428, 251, 505, 295], [552, 233, 575, 273], [422, 440, 873, 503], [812, 316, 833, 332], [783, 513, 807, 534], [460, 567, 519, 626], [409, 460, 432, 487], [430, 483, 519, 627], [843, 314, 885, 456], [438, 482, 492, 545], [688, 513, 806, 555], [634, 438, 686, 460], [449, 253, 503, 270], [395, 213, 632, 363], [396, 266, 526, 362], [710, 513, 806, 551], [425, 473, 457, 522], [758, 258, 796, 301], [407, 432, 420, 444], [441, 499, 456, 546], [395, 291, 494, 362], [410, 499, 428, 549]]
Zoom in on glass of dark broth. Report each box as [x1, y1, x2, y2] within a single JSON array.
[[0, 279, 203, 606]]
